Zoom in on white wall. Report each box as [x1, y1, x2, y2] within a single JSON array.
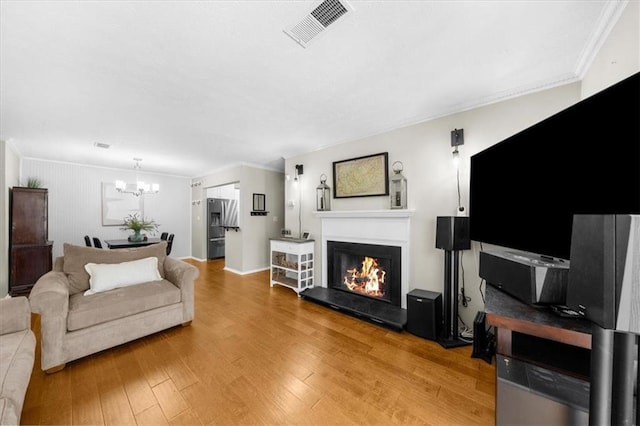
[[283, 1, 639, 328], [0, 141, 21, 297], [191, 165, 284, 273], [21, 159, 191, 258], [581, 0, 639, 97]]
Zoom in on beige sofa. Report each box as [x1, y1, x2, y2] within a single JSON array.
[[0, 296, 36, 425], [29, 242, 198, 373]]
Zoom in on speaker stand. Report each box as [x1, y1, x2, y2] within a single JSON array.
[[438, 250, 471, 349]]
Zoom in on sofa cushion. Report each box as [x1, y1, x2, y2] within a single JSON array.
[[63, 242, 167, 295], [67, 279, 181, 331], [0, 329, 36, 424], [84, 257, 162, 295]]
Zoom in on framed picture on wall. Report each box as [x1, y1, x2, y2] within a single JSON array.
[[101, 182, 143, 226], [333, 152, 389, 198], [253, 193, 266, 211]]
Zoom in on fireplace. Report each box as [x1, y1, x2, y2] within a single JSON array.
[[327, 241, 401, 307], [302, 210, 413, 330]]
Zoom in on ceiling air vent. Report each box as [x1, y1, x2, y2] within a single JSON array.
[[284, 0, 353, 48], [94, 142, 111, 149]]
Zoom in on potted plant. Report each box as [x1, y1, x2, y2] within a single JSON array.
[[121, 214, 158, 242], [26, 177, 43, 188]]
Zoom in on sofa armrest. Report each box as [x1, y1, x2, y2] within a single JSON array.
[[29, 271, 70, 318], [29, 271, 70, 371], [163, 257, 199, 321], [164, 257, 199, 288], [0, 296, 31, 335]]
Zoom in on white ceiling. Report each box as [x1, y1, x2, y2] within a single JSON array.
[[0, 0, 625, 177]]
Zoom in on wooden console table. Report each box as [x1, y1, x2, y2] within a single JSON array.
[[485, 285, 594, 424], [486, 285, 639, 425], [485, 285, 592, 356]]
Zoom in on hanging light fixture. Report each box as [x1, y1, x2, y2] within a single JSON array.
[[390, 161, 407, 209], [115, 158, 160, 197], [316, 173, 331, 211]]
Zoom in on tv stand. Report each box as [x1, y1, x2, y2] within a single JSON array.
[[485, 285, 592, 423], [486, 286, 639, 424]]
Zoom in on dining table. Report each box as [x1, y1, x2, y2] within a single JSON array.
[[104, 238, 163, 249]]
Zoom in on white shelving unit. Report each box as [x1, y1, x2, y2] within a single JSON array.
[[270, 238, 314, 295]]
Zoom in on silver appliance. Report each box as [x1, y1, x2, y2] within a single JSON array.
[[207, 198, 238, 259]]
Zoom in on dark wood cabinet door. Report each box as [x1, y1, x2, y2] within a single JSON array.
[[10, 187, 48, 245], [9, 187, 52, 294], [10, 244, 53, 294]]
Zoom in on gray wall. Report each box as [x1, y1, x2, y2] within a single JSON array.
[[284, 1, 639, 327], [191, 165, 284, 273], [285, 83, 582, 327]]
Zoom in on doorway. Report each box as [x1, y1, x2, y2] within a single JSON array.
[[206, 183, 239, 260]]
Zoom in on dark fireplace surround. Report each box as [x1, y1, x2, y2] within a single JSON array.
[[327, 241, 402, 307], [301, 240, 407, 330]]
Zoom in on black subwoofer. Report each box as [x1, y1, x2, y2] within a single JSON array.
[[406, 289, 442, 340]]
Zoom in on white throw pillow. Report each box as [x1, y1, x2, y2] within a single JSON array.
[[84, 256, 162, 295]]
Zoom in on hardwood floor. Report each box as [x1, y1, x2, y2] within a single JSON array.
[[22, 259, 495, 425]]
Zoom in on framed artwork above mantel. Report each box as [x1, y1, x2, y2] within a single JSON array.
[[333, 152, 389, 198]]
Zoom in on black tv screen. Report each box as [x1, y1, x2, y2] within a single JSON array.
[[470, 72, 640, 261]]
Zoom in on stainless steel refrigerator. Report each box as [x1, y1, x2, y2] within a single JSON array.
[[207, 198, 238, 259]]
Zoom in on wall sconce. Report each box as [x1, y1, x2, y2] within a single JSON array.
[[316, 174, 331, 211], [190, 181, 202, 188], [451, 128, 464, 167], [191, 200, 201, 206], [294, 164, 304, 181], [390, 161, 407, 209], [451, 128, 466, 215]]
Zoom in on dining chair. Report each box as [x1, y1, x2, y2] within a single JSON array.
[[84, 235, 92, 247], [92, 237, 103, 249], [166, 234, 174, 255], [160, 232, 169, 241]]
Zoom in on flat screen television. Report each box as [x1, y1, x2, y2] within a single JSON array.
[[469, 72, 640, 261]]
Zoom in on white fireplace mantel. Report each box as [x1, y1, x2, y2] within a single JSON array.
[[313, 209, 415, 219], [313, 209, 415, 308]]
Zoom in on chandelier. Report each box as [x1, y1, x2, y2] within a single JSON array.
[[115, 158, 159, 197]]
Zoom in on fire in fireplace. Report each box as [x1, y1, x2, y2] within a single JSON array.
[[327, 241, 401, 306], [343, 256, 387, 297]]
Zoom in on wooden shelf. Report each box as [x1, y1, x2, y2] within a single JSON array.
[[485, 285, 592, 351]]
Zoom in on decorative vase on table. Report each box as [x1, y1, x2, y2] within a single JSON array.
[[128, 230, 144, 242], [121, 214, 158, 242]]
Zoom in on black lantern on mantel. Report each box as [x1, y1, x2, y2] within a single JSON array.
[[390, 161, 407, 209], [316, 174, 331, 211]]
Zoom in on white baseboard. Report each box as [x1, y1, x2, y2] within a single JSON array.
[[224, 266, 269, 275], [180, 256, 206, 262]]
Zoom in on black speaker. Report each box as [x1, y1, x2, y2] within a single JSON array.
[[406, 289, 442, 340], [471, 311, 495, 364], [435, 216, 470, 251], [566, 214, 639, 333]]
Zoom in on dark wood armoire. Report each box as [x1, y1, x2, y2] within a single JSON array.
[[9, 187, 53, 295]]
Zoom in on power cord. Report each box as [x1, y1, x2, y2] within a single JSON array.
[[478, 242, 486, 304], [457, 315, 474, 342], [459, 251, 470, 308]]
